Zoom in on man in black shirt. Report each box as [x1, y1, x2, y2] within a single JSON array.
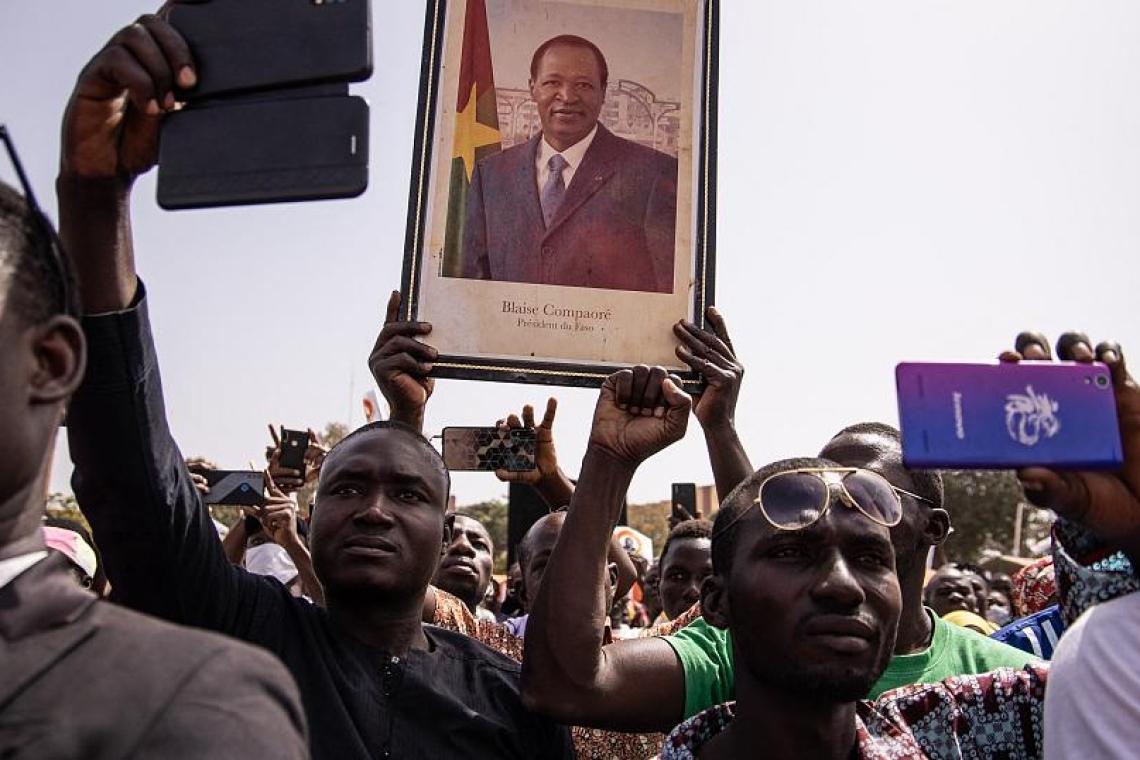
[[60, 11, 572, 759]]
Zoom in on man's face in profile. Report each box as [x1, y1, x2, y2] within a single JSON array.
[[529, 43, 605, 152]]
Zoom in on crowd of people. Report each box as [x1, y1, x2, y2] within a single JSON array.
[[3, 7, 1140, 759]]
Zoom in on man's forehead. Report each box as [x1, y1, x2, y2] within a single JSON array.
[[521, 515, 563, 558], [821, 433, 912, 489], [537, 44, 600, 72], [930, 567, 967, 584], [323, 430, 444, 484], [453, 515, 490, 538]]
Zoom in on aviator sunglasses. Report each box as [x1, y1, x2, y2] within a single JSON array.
[[715, 467, 933, 537]]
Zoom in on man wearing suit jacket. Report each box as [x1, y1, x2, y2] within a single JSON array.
[[462, 35, 678, 293], [0, 171, 307, 756]]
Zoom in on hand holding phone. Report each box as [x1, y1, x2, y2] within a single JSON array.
[[670, 483, 700, 528], [1002, 333, 1140, 566], [442, 427, 537, 472], [896, 361, 1122, 470]]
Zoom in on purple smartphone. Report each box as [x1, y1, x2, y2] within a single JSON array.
[[895, 361, 1123, 470]]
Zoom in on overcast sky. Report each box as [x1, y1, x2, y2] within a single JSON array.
[[4, 0, 1139, 507]]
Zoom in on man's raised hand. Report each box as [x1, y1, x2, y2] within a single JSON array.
[[61, 6, 201, 182], [590, 366, 691, 470], [251, 471, 302, 549], [674, 306, 743, 432], [1002, 332, 1140, 563], [368, 290, 436, 431], [495, 398, 560, 485]]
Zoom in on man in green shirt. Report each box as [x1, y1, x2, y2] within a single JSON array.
[[521, 319, 1034, 733], [664, 423, 1034, 719]]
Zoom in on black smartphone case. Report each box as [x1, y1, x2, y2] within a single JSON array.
[[157, 92, 369, 209], [279, 428, 308, 474], [169, 0, 372, 100]]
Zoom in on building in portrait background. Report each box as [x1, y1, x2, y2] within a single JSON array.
[[495, 79, 681, 157]]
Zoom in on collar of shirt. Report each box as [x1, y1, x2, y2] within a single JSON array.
[[0, 551, 49, 590], [535, 124, 599, 195]]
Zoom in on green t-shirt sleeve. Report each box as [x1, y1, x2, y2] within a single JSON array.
[[662, 616, 735, 719]]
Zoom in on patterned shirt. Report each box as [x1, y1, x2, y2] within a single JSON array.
[[660, 665, 1049, 759], [432, 587, 701, 760]]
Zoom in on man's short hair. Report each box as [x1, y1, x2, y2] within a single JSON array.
[[326, 420, 451, 501], [825, 422, 945, 510], [659, 518, 712, 566], [0, 181, 76, 323], [530, 35, 609, 89], [711, 457, 839, 576]]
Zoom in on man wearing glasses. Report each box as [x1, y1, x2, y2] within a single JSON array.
[[524, 364, 1140, 757], [520, 358, 1032, 736]]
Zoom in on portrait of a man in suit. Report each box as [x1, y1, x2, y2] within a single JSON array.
[[461, 34, 678, 294]]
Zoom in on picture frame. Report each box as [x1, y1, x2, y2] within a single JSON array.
[[401, 0, 719, 389]]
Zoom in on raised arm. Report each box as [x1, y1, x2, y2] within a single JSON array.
[[494, 397, 637, 596], [368, 290, 436, 432], [522, 367, 693, 732], [674, 307, 753, 500], [61, 12, 288, 636]]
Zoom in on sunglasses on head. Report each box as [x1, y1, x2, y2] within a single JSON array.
[[717, 467, 931, 538], [0, 124, 76, 318]]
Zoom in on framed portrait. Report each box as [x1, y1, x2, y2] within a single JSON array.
[[401, 0, 719, 388]]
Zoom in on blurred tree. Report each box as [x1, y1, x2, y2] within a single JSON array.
[[456, 499, 508, 573], [627, 501, 670, 561], [940, 470, 1052, 562], [45, 492, 89, 532], [320, 421, 348, 447]]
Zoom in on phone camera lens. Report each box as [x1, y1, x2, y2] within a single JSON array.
[[1095, 375, 1110, 388]]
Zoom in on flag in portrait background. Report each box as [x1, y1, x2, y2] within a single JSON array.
[[442, 0, 503, 277]]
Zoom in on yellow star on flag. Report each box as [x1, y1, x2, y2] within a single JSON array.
[[453, 83, 501, 181]]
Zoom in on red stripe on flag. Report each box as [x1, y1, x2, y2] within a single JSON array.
[[457, 0, 496, 111]]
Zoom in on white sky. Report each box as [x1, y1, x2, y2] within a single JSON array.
[[3, 1, 1139, 507]]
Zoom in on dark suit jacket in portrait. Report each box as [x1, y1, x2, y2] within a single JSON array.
[[462, 124, 678, 293], [0, 553, 307, 759]]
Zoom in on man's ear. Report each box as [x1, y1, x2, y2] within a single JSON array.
[[700, 574, 730, 630], [441, 514, 455, 556], [29, 316, 86, 405], [923, 509, 951, 546]]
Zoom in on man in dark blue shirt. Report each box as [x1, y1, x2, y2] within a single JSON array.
[[59, 11, 571, 759]]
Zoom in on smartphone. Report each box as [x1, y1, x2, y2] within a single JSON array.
[[441, 427, 537, 472], [169, 0, 372, 100], [672, 483, 697, 523], [157, 92, 369, 209], [202, 471, 266, 506], [278, 428, 309, 478], [895, 361, 1123, 470]]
